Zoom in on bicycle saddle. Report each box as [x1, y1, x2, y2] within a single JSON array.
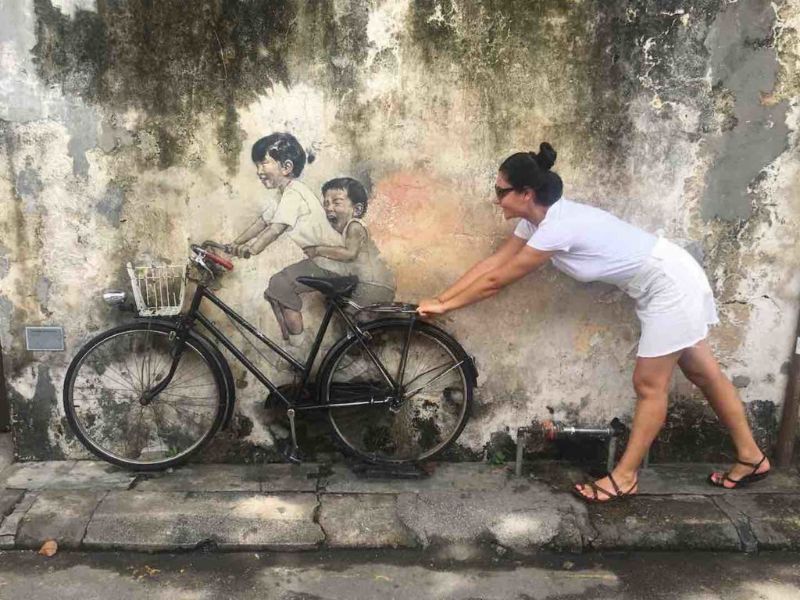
[[296, 275, 358, 298]]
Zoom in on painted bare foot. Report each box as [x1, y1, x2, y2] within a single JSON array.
[[709, 453, 770, 489], [573, 471, 638, 503]]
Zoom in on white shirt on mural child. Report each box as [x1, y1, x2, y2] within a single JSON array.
[[263, 179, 341, 248], [261, 179, 344, 272]]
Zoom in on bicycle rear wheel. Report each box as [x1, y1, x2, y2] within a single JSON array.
[[318, 320, 473, 464], [63, 322, 226, 471]]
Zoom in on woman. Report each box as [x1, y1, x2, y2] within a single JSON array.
[[417, 143, 770, 503]]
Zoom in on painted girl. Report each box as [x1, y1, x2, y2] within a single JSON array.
[[230, 132, 342, 346]]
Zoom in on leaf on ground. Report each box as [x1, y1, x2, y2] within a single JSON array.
[[38, 540, 58, 557]]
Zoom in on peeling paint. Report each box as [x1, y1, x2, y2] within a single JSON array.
[[702, 0, 790, 221]]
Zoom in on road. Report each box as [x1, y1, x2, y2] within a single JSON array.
[[0, 548, 798, 599]]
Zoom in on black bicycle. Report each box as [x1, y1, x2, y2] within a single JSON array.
[[63, 242, 477, 471]]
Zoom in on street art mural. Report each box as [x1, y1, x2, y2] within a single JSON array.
[[229, 132, 395, 360], [1, 0, 798, 462]]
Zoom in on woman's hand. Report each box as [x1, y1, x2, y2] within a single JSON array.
[[417, 298, 448, 317], [304, 246, 319, 259]]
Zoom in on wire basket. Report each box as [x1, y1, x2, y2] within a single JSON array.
[[126, 262, 187, 316]]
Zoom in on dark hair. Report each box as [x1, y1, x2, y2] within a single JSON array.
[[499, 142, 563, 206], [251, 132, 315, 177], [321, 177, 369, 215]]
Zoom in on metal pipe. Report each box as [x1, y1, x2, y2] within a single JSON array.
[[776, 313, 800, 467], [514, 418, 627, 477], [515, 428, 528, 477]]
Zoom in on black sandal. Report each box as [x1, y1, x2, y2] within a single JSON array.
[[708, 454, 770, 489], [572, 472, 638, 504]]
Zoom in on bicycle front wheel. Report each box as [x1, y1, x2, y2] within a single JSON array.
[[319, 320, 473, 464], [63, 322, 226, 471]]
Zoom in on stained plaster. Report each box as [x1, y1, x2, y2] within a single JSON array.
[[0, 0, 798, 461]]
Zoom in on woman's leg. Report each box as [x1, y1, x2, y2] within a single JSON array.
[[678, 340, 769, 485], [576, 350, 681, 500]]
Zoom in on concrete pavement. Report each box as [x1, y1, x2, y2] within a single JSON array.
[[1, 455, 799, 554]]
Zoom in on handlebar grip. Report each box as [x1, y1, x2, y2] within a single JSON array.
[[205, 251, 234, 270]]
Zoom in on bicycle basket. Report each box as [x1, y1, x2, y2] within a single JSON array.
[[126, 262, 187, 316]]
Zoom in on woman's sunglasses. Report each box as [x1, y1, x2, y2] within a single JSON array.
[[494, 185, 515, 200]]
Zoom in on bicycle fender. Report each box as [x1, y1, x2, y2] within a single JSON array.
[[337, 317, 479, 387], [138, 318, 237, 429]]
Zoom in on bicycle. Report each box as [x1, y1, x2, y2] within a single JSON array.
[[63, 242, 477, 471]]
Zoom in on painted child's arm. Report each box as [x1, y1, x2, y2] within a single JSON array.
[[307, 223, 366, 261], [233, 216, 268, 245], [248, 223, 289, 255]]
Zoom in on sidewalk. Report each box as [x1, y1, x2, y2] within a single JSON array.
[[1, 451, 799, 554]]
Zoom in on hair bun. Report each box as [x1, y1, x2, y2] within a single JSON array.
[[533, 142, 557, 171], [305, 147, 316, 165]]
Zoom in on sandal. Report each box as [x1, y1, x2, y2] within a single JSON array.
[[571, 472, 638, 504], [708, 454, 770, 489]]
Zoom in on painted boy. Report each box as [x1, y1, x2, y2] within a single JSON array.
[[304, 177, 396, 308]]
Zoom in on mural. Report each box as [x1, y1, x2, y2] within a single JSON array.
[[230, 132, 395, 359], [2, 0, 798, 462]]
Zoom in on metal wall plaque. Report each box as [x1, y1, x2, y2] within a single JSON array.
[[25, 327, 65, 351]]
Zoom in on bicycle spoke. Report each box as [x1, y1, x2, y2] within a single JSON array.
[[92, 348, 140, 392], [404, 360, 465, 400], [326, 324, 471, 464], [402, 359, 457, 391], [159, 401, 217, 419], [67, 326, 223, 468], [157, 394, 218, 406], [97, 345, 141, 392]]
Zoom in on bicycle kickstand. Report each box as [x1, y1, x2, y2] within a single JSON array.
[[284, 408, 303, 464]]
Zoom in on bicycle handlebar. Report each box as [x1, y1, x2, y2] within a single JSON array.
[[203, 240, 251, 259], [191, 243, 234, 271]]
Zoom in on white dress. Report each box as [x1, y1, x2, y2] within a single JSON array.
[[515, 198, 718, 357]]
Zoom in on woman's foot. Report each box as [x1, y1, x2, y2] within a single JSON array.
[[709, 453, 771, 489], [573, 470, 638, 503]]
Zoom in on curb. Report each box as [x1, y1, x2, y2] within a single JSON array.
[[1, 461, 798, 554]]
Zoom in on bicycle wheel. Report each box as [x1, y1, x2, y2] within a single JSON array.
[[318, 320, 473, 464], [64, 322, 227, 471]]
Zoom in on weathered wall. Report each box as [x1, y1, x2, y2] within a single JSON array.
[[1, 0, 799, 462]]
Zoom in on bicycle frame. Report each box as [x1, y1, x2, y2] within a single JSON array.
[[153, 281, 409, 413]]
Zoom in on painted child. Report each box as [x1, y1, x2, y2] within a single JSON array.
[[304, 177, 396, 308], [230, 132, 343, 344]]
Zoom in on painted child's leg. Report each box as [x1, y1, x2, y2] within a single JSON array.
[[282, 307, 304, 336], [268, 298, 290, 340]]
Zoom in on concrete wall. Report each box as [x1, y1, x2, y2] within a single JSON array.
[[1, 0, 799, 462]]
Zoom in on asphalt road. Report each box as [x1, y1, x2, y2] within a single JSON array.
[[0, 548, 798, 599]]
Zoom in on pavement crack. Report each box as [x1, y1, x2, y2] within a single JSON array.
[[711, 496, 758, 553], [313, 492, 328, 545], [79, 490, 109, 548]]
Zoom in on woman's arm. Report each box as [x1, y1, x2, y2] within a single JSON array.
[[418, 245, 553, 315], [305, 223, 365, 262], [437, 234, 528, 302]]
